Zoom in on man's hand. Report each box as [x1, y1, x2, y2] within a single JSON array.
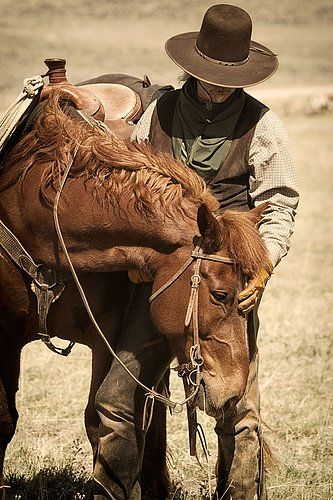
[[238, 263, 273, 314]]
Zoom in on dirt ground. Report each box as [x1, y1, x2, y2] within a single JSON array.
[[1, 1, 332, 498]]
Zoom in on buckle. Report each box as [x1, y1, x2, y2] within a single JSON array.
[[190, 274, 201, 288]]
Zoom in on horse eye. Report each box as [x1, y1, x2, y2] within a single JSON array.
[[211, 291, 228, 304]]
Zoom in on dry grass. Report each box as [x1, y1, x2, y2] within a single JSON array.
[[3, 115, 333, 498], [1, 1, 333, 498]]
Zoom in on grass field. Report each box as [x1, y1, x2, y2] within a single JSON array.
[[1, 1, 333, 498]]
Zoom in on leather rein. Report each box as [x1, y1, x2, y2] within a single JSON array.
[[52, 137, 235, 413]]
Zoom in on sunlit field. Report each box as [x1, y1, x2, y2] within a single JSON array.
[[1, 1, 332, 498]]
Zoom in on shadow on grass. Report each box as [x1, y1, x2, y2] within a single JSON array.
[[4, 466, 91, 499], [4, 468, 209, 499]]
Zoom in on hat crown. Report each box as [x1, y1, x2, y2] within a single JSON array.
[[196, 4, 252, 63]]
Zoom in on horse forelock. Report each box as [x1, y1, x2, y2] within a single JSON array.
[[218, 210, 271, 276], [3, 87, 218, 217]]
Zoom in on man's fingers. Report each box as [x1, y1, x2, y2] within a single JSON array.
[[238, 290, 259, 312], [238, 299, 257, 314], [238, 280, 257, 300], [237, 266, 271, 314], [241, 303, 256, 315]]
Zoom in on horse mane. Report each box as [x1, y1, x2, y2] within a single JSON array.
[[2, 87, 270, 275], [3, 87, 218, 218], [218, 209, 272, 276]]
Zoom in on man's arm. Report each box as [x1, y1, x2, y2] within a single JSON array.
[[248, 109, 299, 268], [238, 110, 299, 313]]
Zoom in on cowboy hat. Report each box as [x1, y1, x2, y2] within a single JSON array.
[[165, 4, 278, 88]]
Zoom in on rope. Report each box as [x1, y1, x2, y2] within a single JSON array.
[[0, 75, 44, 151], [52, 148, 200, 413]]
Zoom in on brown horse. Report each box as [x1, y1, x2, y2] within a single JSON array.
[[0, 88, 271, 497]]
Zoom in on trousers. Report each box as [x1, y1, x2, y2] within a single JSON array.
[[93, 283, 265, 499]]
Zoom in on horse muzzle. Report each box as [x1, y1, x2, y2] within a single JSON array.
[[196, 377, 240, 419]]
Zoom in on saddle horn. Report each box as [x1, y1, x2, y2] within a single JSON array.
[[40, 57, 105, 121], [44, 58, 68, 84]]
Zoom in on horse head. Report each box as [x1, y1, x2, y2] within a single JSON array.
[[150, 202, 270, 419]]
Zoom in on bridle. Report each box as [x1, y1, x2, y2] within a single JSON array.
[[149, 239, 234, 397], [149, 240, 235, 460]]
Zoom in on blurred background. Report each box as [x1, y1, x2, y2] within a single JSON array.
[[1, 1, 332, 498], [1, 0, 332, 111]]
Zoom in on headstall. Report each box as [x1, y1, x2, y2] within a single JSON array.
[[150, 240, 234, 398]]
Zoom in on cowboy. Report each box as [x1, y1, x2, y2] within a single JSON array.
[[93, 4, 298, 499]]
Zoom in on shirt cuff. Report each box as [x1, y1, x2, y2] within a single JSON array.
[[262, 240, 286, 268]]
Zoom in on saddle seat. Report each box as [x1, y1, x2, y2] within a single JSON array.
[[40, 82, 143, 140], [77, 83, 142, 139]]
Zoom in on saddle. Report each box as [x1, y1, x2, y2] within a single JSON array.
[[40, 59, 144, 139], [77, 83, 142, 138]]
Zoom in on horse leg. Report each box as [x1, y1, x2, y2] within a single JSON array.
[[0, 253, 29, 498], [141, 373, 170, 499], [0, 378, 14, 499], [0, 333, 22, 498]]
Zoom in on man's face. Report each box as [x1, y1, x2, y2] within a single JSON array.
[[196, 79, 235, 104]]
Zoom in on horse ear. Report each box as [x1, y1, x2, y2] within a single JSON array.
[[197, 204, 223, 253], [246, 202, 270, 226]]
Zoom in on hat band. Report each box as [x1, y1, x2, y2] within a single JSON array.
[[195, 44, 249, 67]]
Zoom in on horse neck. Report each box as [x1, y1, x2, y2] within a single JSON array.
[[0, 167, 200, 275], [115, 216, 198, 277], [94, 195, 199, 276]]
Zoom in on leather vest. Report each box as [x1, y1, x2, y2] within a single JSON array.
[[149, 90, 268, 212]]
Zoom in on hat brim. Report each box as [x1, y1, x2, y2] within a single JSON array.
[[165, 32, 278, 88]]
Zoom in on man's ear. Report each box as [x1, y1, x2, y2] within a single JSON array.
[[246, 202, 270, 226], [197, 204, 223, 253]]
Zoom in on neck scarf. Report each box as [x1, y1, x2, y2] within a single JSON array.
[[172, 78, 245, 181]]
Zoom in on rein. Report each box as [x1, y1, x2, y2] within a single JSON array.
[[53, 141, 235, 414], [53, 147, 195, 412]]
